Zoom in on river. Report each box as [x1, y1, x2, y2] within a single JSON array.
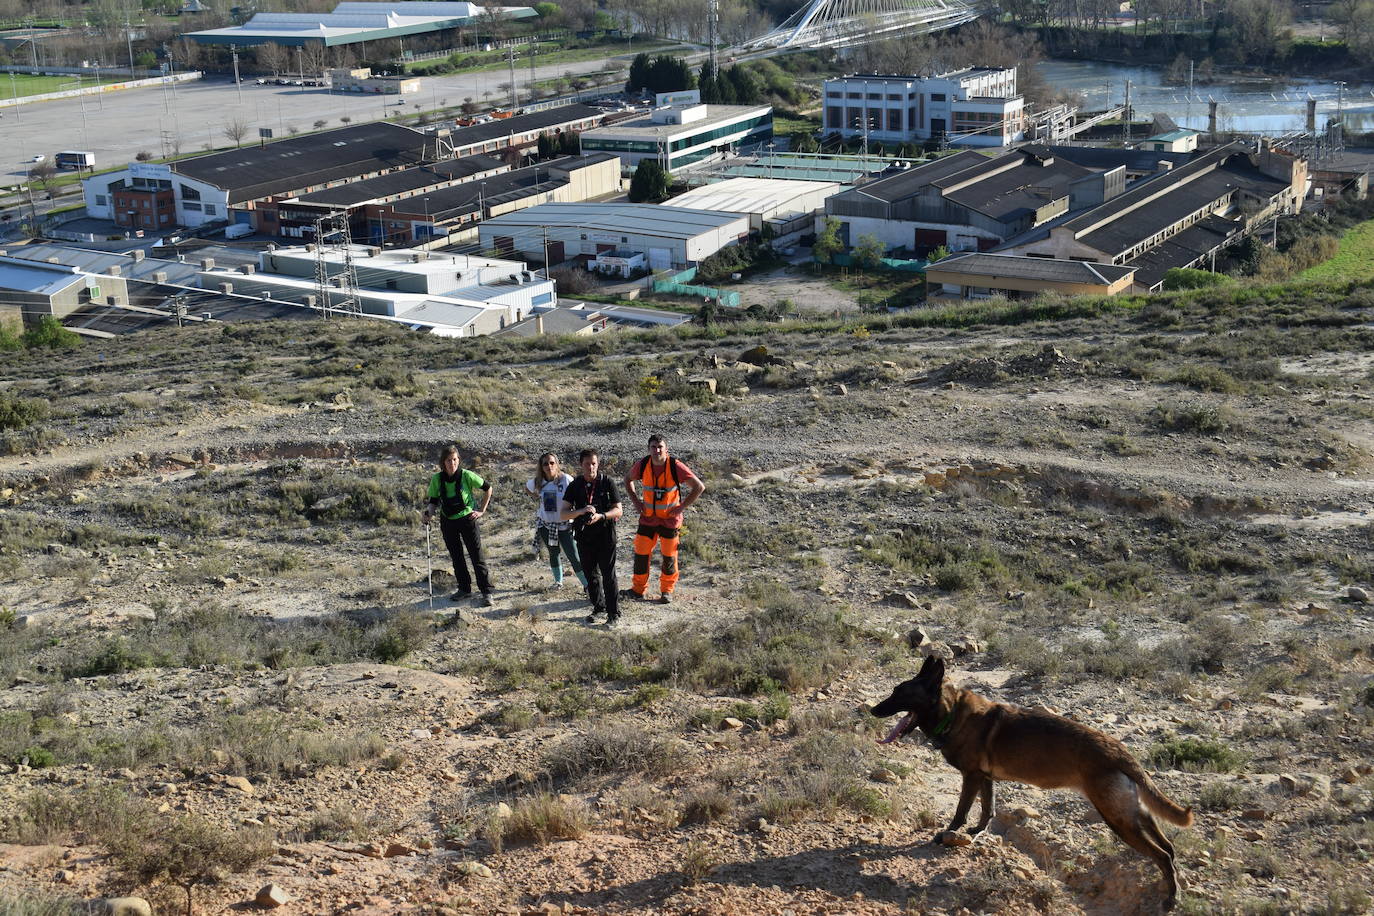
[[1037, 59, 1374, 135]]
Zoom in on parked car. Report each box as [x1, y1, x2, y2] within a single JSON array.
[[29, 154, 44, 163]]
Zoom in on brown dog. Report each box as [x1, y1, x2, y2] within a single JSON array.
[[872, 656, 1194, 909]]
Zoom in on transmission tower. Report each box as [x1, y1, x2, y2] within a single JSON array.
[[709, 0, 719, 76], [313, 212, 361, 318]]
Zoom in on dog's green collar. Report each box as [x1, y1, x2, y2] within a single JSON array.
[[931, 709, 954, 738]]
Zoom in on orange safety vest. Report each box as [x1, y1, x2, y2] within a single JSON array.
[[634, 457, 685, 520]]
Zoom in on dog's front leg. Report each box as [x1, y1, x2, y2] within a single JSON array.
[[970, 776, 995, 835], [937, 773, 981, 841]]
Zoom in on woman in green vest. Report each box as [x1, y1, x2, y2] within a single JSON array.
[[422, 444, 494, 606]]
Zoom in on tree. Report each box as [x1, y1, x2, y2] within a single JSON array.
[[27, 161, 57, 194], [628, 159, 671, 203], [255, 41, 285, 75], [314, 118, 328, 129], [223, 116, 249, 147], [537, 132, 556, 158], [812, 216, 843, 266], [134, 50, 157, 69], [854, 233, 885, 271], [534, 1, 561, 20], [135, 150, 155, 161]]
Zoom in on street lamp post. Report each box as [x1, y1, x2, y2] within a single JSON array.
[[8, 71, 19, 124]]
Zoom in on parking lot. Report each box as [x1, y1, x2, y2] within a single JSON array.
[[0, 53, 624, 181]]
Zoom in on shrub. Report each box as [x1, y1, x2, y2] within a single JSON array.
[[544, 722, 687, 781], [499, 791, 588, 845], [1147, 736, 1244, 772], [107, 807, 274, 916], [22, 317, 79, 349], [0, 391, 47, 431]]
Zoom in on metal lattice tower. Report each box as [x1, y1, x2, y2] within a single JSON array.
[[709, 0, 719, 74], [313, 212, 361, 318], [738, 0, 978, 51]]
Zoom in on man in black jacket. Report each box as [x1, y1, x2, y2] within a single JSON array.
[[560, 448, 624, 626]]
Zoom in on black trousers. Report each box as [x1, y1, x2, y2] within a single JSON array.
[[577, 534, 618, 619], [440, 514, 492, 594]]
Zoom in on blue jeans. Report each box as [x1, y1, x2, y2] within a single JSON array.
[[539, 523, 585, 585]]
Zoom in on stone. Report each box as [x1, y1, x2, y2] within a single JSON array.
[[1341, 768, 1361, 784], [224, 776, 255, 795], [255, 884, 291, 908], [719, 717, 745, 731], [55, 869, 76, 884], [686, 376, 717, 394], [308, 495, 347, 514], [496, 802, 513, 818], [870, 767, 900, 784], [384, 842, 419, 858], [167, 453, 196, 466], [523, 904, 563, 916], [96, 900, 152, 916], [1241, 808, 1269, 820], [453, 861, 493, 879], [919, 641, 954, 661], [835, 383, 848, 396], [939, 830, 973, 847], [906, 626, 931, 649], [1347, 586, 1369, 603], [948, 636, 984, 656]]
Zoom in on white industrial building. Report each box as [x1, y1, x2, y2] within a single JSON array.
[[186, 1, 536, 48], [198, 245, 554, 336], [822, 68, 1025, 148], [477, 202, 751, 271], [580, 104, 773, 173], [664, 177, 840, 241]]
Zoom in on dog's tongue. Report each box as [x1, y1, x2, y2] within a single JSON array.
[[878, 711, 915, 744]]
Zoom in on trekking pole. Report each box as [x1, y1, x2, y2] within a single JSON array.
[[425, 516, 434, 613]]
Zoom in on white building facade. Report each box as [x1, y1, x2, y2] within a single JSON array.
[[580, 104, 773, 173], [822, 69, 1025, 148]]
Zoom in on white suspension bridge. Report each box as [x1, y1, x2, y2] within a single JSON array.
[[737, 0, 980, 52]]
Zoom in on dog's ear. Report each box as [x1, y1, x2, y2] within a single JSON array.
[[917, 654, 945, 684]]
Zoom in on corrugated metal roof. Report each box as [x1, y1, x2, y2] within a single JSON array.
[[663, 178, 839, 216], [929, 252, 1135, 285], [480, 203, 747, 239]]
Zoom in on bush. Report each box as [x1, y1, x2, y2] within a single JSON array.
[[1147, 736, 1244, 772], [0, 391, 46, 431], [22, 317, 79, 350], [498, 791, 588, 845], [544, 722, 687, 781]]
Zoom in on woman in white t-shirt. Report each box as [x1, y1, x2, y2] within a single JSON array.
[[527, 453, 587, 589]]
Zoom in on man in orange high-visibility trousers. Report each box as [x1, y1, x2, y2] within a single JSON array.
[[621, 434, 705, 605]]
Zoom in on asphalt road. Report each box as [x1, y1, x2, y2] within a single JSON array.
[[0, 55, 628, 182]]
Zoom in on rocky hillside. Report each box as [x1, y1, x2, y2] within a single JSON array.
[[1, 280, 1372, 915]]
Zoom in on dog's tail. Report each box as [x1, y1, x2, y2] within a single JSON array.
[[1123, 758, 1194, 827]]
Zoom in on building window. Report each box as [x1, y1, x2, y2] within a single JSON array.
[[931, 93, 946, 102], [204, 205, 217, 215], [846, 92, 860, 99], [95, 195, 107, 207], [180, 184, 201, 201]]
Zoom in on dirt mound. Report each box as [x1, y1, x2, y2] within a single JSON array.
[[930, 345, 1084, 385]]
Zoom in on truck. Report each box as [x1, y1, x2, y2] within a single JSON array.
[[224, 223, 254, 239], [54, 151, 96, 170]]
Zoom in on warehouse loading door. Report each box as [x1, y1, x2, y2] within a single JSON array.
[[648, 247, 671, 271]]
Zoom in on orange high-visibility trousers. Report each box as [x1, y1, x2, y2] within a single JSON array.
[[632, 523, 679, 596]]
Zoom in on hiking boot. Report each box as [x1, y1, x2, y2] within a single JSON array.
[[657, 593, 673, 605], [449, 589, 472, 601], [605, 614, 622, 629], [585, 608, 604, 625], [619, 587, 647, 602], [480, 592, 495, 608]]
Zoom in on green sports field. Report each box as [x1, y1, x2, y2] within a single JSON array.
[[1299, 218, 1374, 283], [2, 72, 96, 99]]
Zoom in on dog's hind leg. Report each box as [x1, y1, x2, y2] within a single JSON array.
[[970, 775, 995, 835], [1086, 772, 1180, 910]]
